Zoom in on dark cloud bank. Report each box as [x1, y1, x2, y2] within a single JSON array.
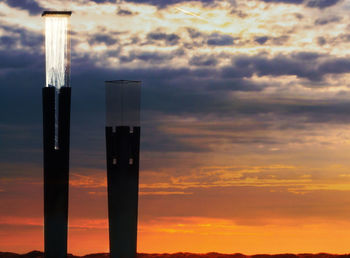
[[2, 0, 342, 16], [93, 0, 341, 9], [89, 0, 216, 7], [3, 0, 42, 15], [89, 33, 118, 46], [122, 0, 216, 8], [3, 22, 350, 168], [260, 0, 341, 8], [147, 32, 180, 46], [3, 47, 350, 168]]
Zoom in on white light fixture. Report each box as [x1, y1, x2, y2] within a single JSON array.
[[42, 11, 71, 90]]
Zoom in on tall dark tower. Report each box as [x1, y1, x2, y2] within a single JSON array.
[[42, 11, 72, 258], [105, 80, 141, 258]]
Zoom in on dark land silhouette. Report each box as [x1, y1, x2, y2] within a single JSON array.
[[1, 251, 350, 258]]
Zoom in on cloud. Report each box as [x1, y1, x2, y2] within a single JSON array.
[[295, 13, 304, 19], [255, 36, 269, 45], [147, 32, 180, 46], [187, 28, 204, 39], [119, 49, 184, 63], [123, 0, 216, 8], [260, 0, 341, 8], [223, 52, 350, 81], [0, 47, 343, 163], [253, 35, 289, 46], [3, 0, 42, 15], [314, 16, 341, 25], [260, 0, 304, 4], [186, 29, 238, 49], [230, 9, 248, 18], [271, 35, 290, 45], [189, 55, 218, 66], [0, 25, 43, 50], [3, 22, 350, 168], [88, 33, 117, 46], [142, 125, 211, 153], [306, 0, 341, 8], [0, 36, 17, 49], [89, 0, 116, 3], [317, 37, 327, 46], [317, 58, 350, 76], [120, 52, 169, 63], [207, 33, 234, 46], [116, 8, 135, 16]]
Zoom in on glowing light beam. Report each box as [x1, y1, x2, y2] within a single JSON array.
[[44, 14, 70, 89]]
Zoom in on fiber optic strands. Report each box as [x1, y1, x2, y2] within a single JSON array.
[[44, 15, 70, 89]]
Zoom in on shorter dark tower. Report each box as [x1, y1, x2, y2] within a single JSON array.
[[105, 80, 141, 258]]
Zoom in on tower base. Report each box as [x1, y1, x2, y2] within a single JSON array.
[[106, 126, 140, 258]]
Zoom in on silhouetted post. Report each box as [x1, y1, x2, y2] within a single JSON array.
[[42, 11, 71, 258], [105, 80, 141, 258]]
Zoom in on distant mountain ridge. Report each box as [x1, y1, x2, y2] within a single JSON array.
[[1, 251, 350, 258]]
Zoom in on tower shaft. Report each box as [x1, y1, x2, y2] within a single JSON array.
[[106, 126, 140, 258], [43, 86, 71, 258]]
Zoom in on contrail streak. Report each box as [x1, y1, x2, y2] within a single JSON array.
[[175, 7, 209, 22]]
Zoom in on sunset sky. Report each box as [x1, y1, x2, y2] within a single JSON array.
[[2, 0, 350, 255]]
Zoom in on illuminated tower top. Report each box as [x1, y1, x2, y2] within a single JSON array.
[[42, 11, 71, 90]]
